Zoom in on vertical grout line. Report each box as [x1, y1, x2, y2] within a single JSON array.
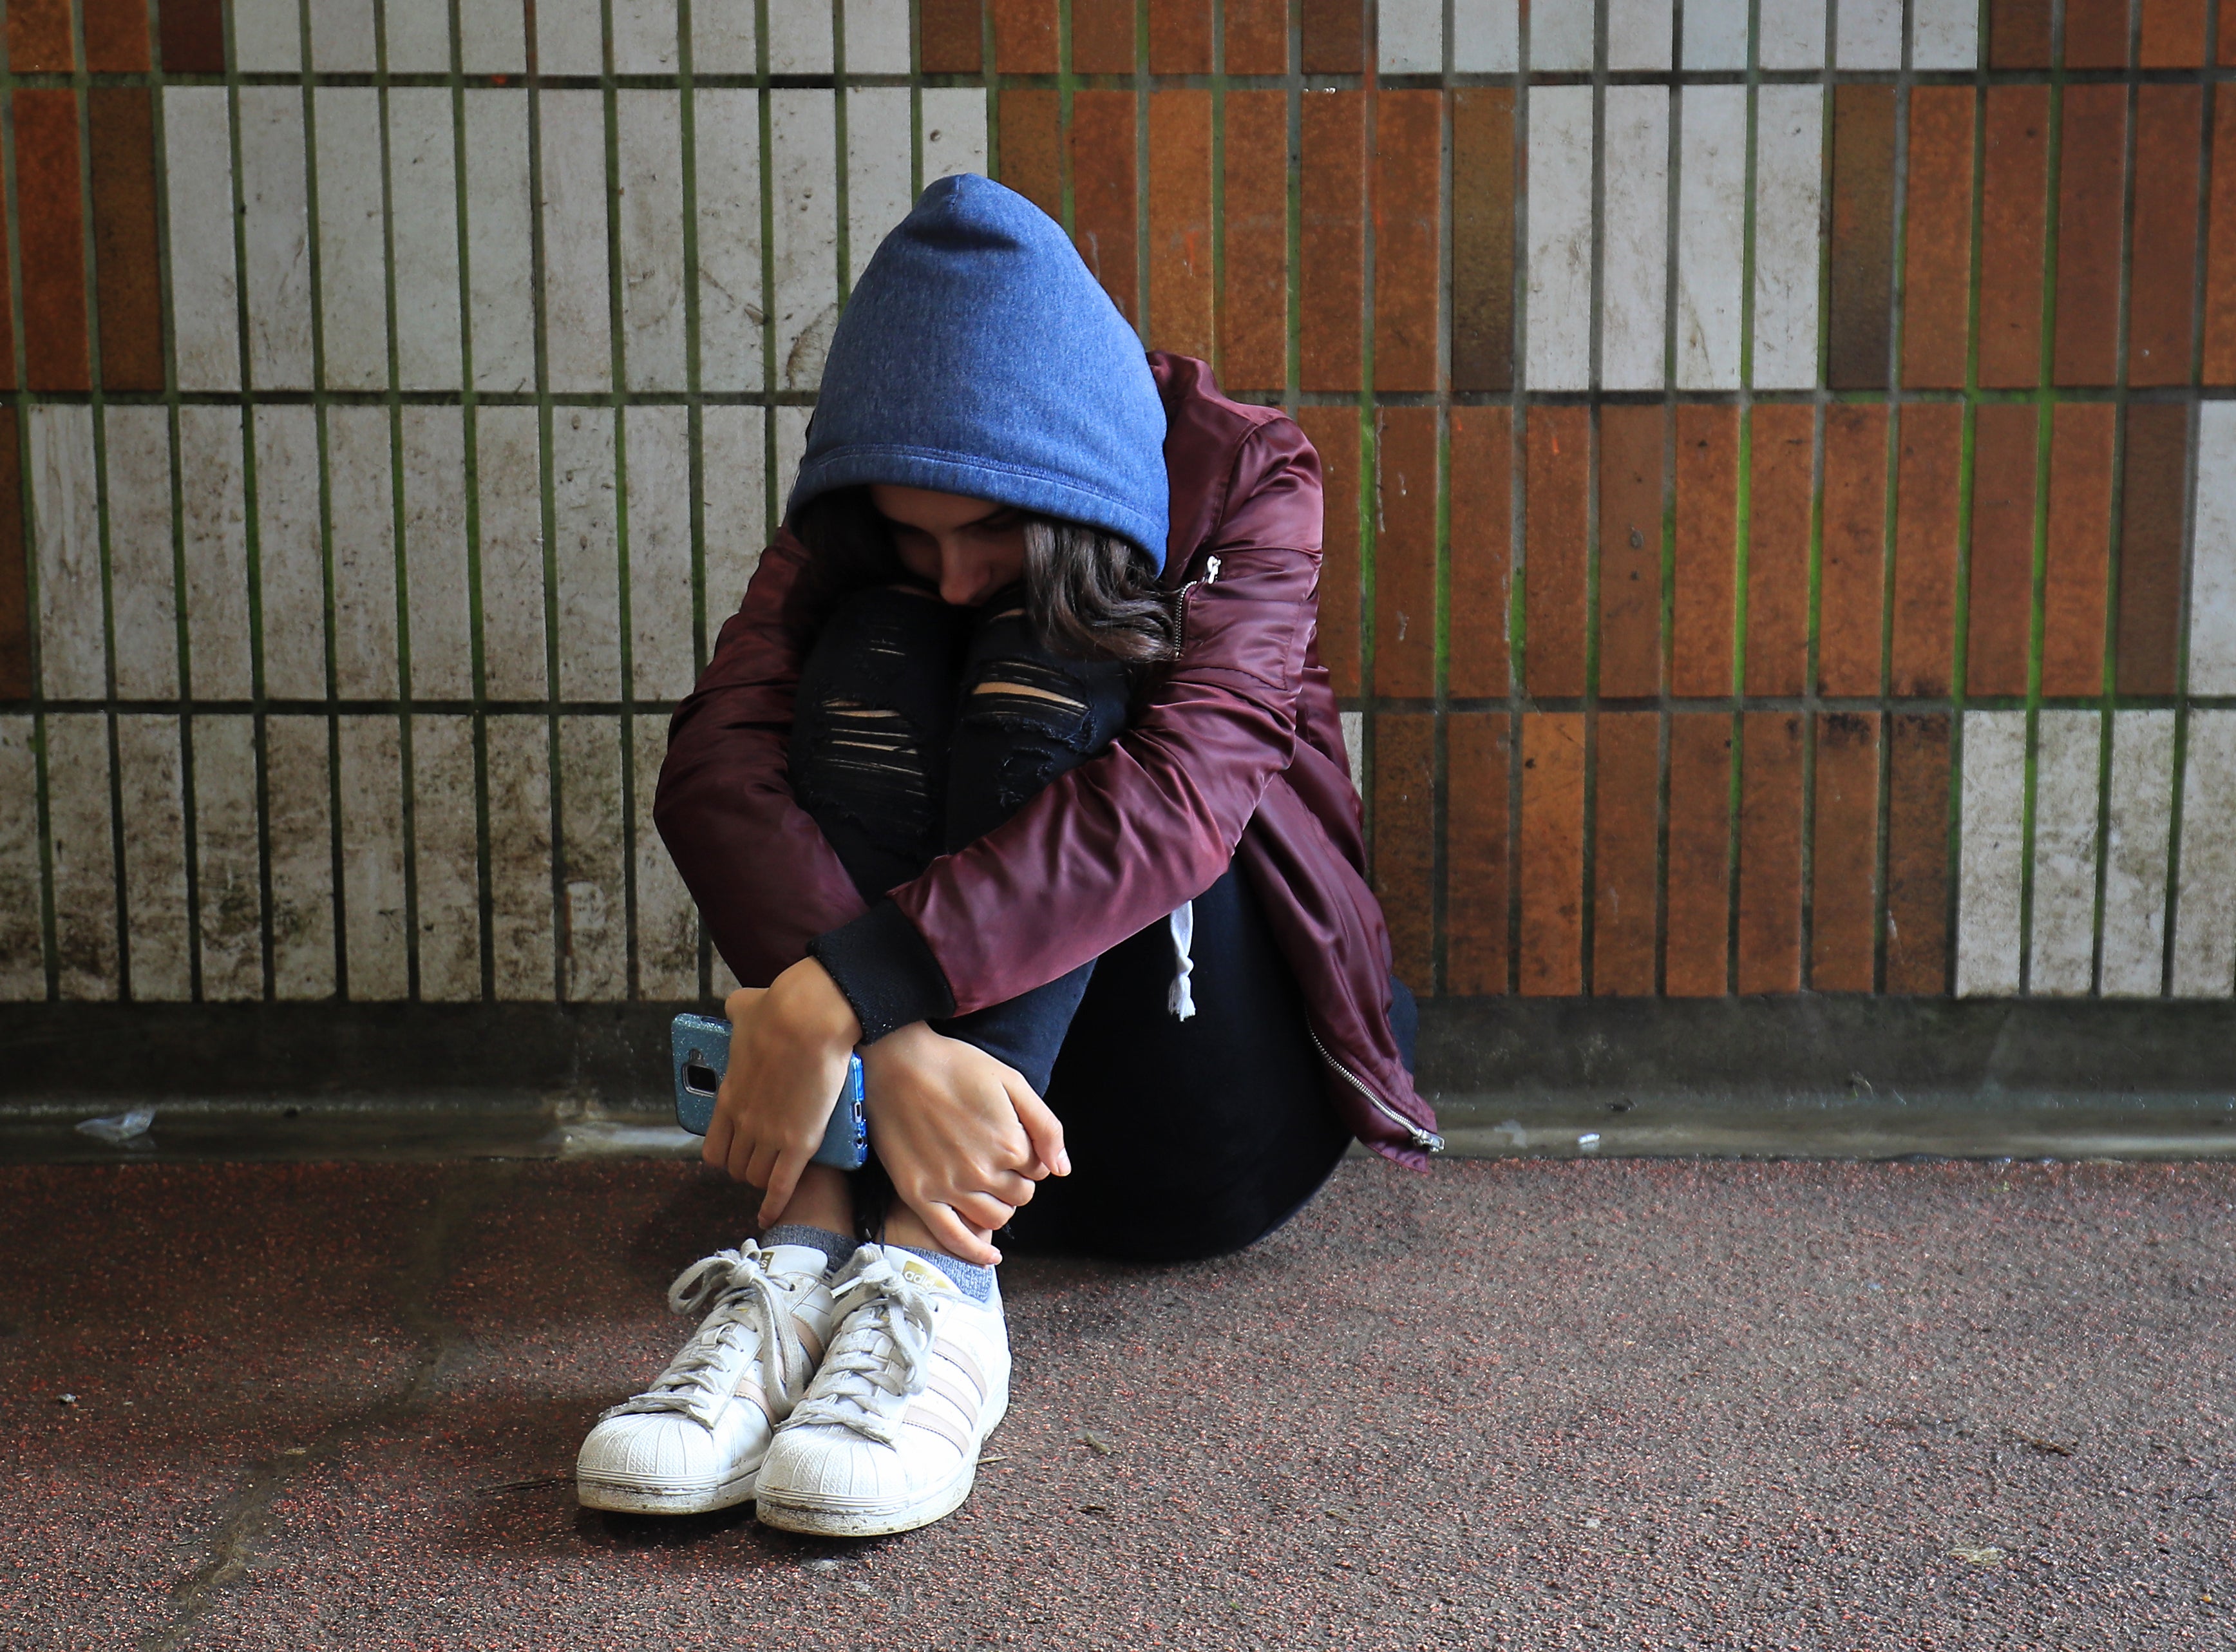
[[1361, 0, 1379, 857], [453, 0, 497, 1004], [1133, 0, 1149, 345], [605, 0, 638, 1004], [679, 0, 704, 1005], [527, 0, 568, 1004], [1505, 0, 1527, 995], [1431, 0, 1452, 997], [1949, 0, 1988, 1001], [1586, 0, 1609, 996], [1741, 0, 1774, 992]]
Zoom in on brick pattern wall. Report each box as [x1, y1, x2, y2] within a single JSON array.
[[4, 0, 2236, 1010]]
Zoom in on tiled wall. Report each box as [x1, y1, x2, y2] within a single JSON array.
[[6, 0, 2236, 1011]]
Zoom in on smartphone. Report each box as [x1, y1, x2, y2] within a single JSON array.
[[670, 1011, 869, 1170]]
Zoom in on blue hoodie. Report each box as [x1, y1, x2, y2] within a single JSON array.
[[786, 173, 1173, 573]]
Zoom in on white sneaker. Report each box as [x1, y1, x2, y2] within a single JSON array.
[[576, 1242, 838, 1515], [753, 1246, 1010, 1537]]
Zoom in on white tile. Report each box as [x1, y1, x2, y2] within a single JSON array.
[[1956, 710, 2027, 996], [401, 408, 474, 700], [771, 90, 841, 392], [487, 716, 555, 999], [633, 712, 697, 998], [694, 89, 766, 392], [175, 409, 252, 701], [327, 408, 400, 699], [103, 407, 180, 701], [768, 1, 834, 72], [460, 0, 527, 72], [1759, 0, 1826, 68], [1524, 86, 1594, 394], [191, 713, 263, 1001], [1379, 0, 1443, 73], [384, 0, 453, 73], [540, 90, 614, 394], [1911, 0, 1980, 70], [1600, 86, 1669, 392], [339, 716, 408, 998], [265, 715, 337, 999], [560, 717, 627, 1000], [388, 88, 465, 392], [164, 90, 242, 393], [413, 713, 482, 1000], [1835, 0, 1902, 68], [2188, 403, 2236, 691], [1751, 86, 1824, 392], [248, 404, 326, 701], [46, 714, 118, 1000], [846, 0, 911, 71], [613, 0, 681, 72], [238, 88, 316, 392], [0, 719, 45, 999], [1527, 0, 1595, 70], [1607, 0, 1672, 70], [536, 0, 605, 75], [775, 404, 813, 520], [617, 91, 690, 392], [1682, 0, 1749, 68], [848, 87, 914, 292], [315, 89, 390, 391], [2175, 712, 2236, 996], [922, 88, 989, 184], [475, 406, 551, 701], [32, 407, 106, 701], [1341, 709, 1364, 788], [2101, 710, 2175, 997], [2028, 710, 2103, 996], [1675, 87, 1745, 392], [692, 0, 759, 73], [701, 405, 768, 616], [117, 715, 191, 1001], [233, 0, 303, 72], [308, 0, 378, 71], [553, 408, 622, 699], [1453, 0, 1519, 71], [465, 90, 536, 394], [627, 407, 697, 700]]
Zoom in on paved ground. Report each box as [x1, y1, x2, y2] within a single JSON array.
[[3, 1154, 2232, 1650]]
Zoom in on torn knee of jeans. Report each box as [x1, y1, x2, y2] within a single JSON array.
[[803, 700, 939, 845], [960, 658, 1096, 746]]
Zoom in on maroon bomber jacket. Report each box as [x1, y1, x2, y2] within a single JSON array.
[[655, 353, 1442, 1169]]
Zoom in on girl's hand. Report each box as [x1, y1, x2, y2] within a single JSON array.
[[859, 1023, 1070, 1266], [705, 960, 862, 1226]]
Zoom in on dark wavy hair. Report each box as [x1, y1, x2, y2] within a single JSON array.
[[782, 486, 1178, 664]]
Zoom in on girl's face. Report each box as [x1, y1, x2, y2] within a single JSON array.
[[871, 485, 1028, 607]]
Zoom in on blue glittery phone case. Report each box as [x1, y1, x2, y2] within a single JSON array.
[[670, 1012, 869, 1169]]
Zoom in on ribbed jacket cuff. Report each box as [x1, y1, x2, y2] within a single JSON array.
[[807, 900, 957, 1044]]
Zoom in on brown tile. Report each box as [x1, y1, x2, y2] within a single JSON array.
[[0, 410, 24, 699], [1446, 712, 1510, 995], [920, 0, 984, 74], [2063, 0, 2131, 66], [83, 1, 153, 75], [1978, 87, 2049, 390], [1219, 91, 1287, 392], [1374, 90, 1441, 394], [1372, 712, 1436, 992], [1671, 405, 1738, 699], [1597, 405, 1666, 700], [6, 0, 73, 71], [1965, 403, 2039, 698], [1524, 407, 1589, 699], [1989, 0, 2052, 67], [1884, 713, 1952, 994], [1901, 87, 1975, 392], [1301, 0, 1362, 71], [2130, 86, 2203, 387], [1147, 91, 1214, 361], [1591, 711, 1660, 996], [1301, 91, 1366, 393], [2040, 403, 2116, 698], [1451, 89, 1515, 394], [90, 88, 164, 395], [2117, 403, 2189, 696], [2224, 0, 2236, 65], [2141, 0, 2210, 65], [1225, 0, 1291, 73], [1891, 403, 1962, 697], [2206, 95, 2236, 385], [1300, 406, 1362, 697], [1819, 405, 1889, 697], [1745, 404, 1815, 698], [991, 0, 1058, 71], [1070, 91, 1139, 324], [2055, 84, 2127, 388], [1665, 713, 1733, 998], [1448, 407, 1511, 699], [15, 90, 90, 395], [1830, 86, 1897, 391], [1736, 711, 1805, 995], [1810, 711, 1882, 993], [1518, 712, 1586, 995], [1147, 0, 1214, 72], [1374, 407, 1439, 699], [160, 0, 225, 73], [1072, 0, 1135, 72], [996, 90, 1062, 222]]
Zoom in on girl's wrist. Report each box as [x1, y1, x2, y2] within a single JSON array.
[[750, 957, 864, 1052]]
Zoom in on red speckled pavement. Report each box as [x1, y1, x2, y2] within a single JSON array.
[[4, 1155, 2232, 1649]]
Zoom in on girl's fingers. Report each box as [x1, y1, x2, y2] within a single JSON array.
[[757, 1145, 809, 1229], [918, 1201, 1001, 1266], [981, 1168, 1039, 1207], [1004, 1075, 1070, 1178], [703, 1106, 734, 1172], [952, 1190, 1020, 1231]]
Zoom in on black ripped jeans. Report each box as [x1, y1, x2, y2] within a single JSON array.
[[791, 585, 1357, 1264]]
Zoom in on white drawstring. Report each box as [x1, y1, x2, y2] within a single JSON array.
[[1166, 900, 1197, 1021]]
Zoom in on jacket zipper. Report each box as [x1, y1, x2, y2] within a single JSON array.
[[1308, 1023, 1445, 1152], [1173, 555, 1222, 654]]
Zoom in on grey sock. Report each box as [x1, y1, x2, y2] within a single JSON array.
[[897, 1246, 995, 1305], [761, 1224, 855, 1275]]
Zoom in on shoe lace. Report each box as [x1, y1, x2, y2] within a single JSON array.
[[783, 1250, 936, 1446], [599, 1244, 810, 1430]]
